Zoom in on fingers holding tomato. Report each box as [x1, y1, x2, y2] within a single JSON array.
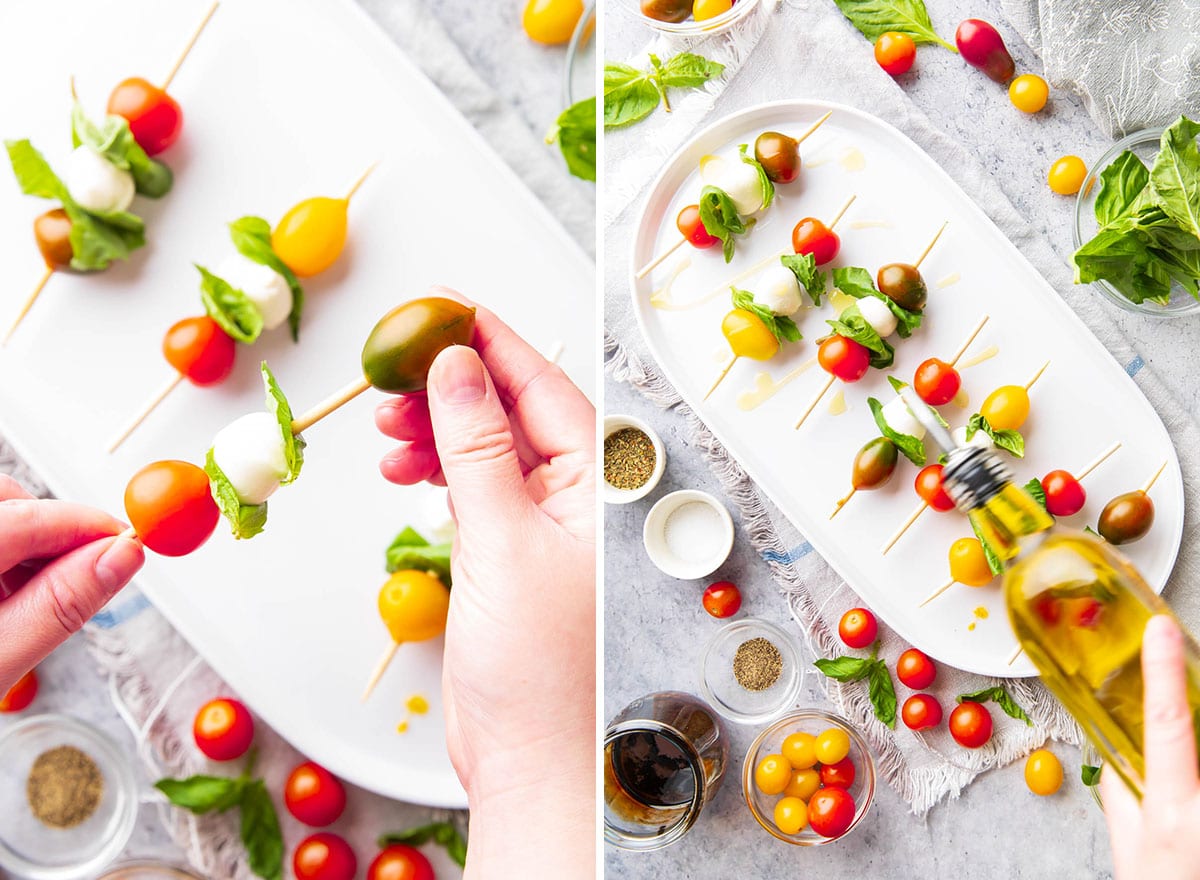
[[124, 460, 220, 557]]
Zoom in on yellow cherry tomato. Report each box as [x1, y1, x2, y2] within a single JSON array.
[[1009, 74, 1048, 113], [979, 384, 1031, 431], [693, 0, 733, 21], [949, 538, 993, 587], [813, 728, 850, 765], [722, 308, 779, 360], [784, 767, 821, 800], [754, 753, 791, 795], [377, 570, 450, 643], [1048, 155, 1088, 195], [1024, 748, 1063, 795], [522, 0, 584, 44], [271, 197, 348, 277], [781, 731, 818, 769], [774, 796, 809, 835]]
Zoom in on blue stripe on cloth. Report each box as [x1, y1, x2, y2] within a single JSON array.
[[1125, 356, 1145, 378], [763, 542, 813, 565], [90, 592, 151, 629]]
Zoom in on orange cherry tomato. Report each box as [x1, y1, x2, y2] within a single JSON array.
[[702, 581, 741, 618], [367, 845, 435, 880], [293, 833, 357, 880], [193, 697, 254, 761], [285, 761, 347, 827], [1024, 748, 1063, 795], [125, 460, 220, 557], [677, 204, 719, 248], [896, 648, 936, 689], [163, 315, 237, 386], [901, 693, 942, 730], [949, 701, 993, 748], [0, 669, 39, 713], [792, 217, 840, 265], [107, 77, 183, 156], [33, 209, 74, 269], [807, 787, 856, 838], [874, 32, 916, 76], [522, 0, 584, 44], [1041, 470, 1086, 517], [838, 608, 877, 649], [1048, 155, 1087, 195], [913, 357, 961, 406], [914, 464, 955, 512], [818, 335, 870, 382]]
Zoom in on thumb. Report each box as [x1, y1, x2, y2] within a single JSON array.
[[426, 345, 530, 535]]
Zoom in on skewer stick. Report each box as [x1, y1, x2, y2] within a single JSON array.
[[827, 193, 857, 230], [545, 340, 565, 364], [361, 640, 400, 702], [795, 110, 834, 146], [1024, 360, 1050, 391], [290, 375, 372, 434], [946, 314, 990, 367], [1141, 461, 1168, 495], [913, 222, 948, 270], [345, 162, 378, 202], [920, 577, 956, 607], [635, 238, 686, 280], [794, 374, 836, 430], [1006, 644, 1023, 666], [830, 488, 856, 520], [161, 2, 220, 91], [3, 267, 53, 345], [703, 355, 738, 401], [106, 373, 184, 453], [881, 501, 929, 554], [1076, 441, 1121, 482]]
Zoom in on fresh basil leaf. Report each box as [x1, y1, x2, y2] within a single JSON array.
[[550, 96, 597, 183], [657, 52, 725, 88], [1150, 244, 1200, 296], [205, 448, 268, 540], [868, 396, 925, 466], [739, 143, 775, 212], [1074, 225, 1175, 305], [1081, 764, 1102, 786], [966, 413, 1024, 458], [602, 66, 660, 128], [957, 686, 1032, 725], [1149, 116, 1200, 240], [197, 265, 264, 344], [887, 375, 908, 394], [698, 185, 747, 262], [967, 515, 1005, 576], [831, 266, 877, 299], [240, 780, 283, 880], [228, 216, 305, 341], [867, 662, 898, 728], [813, 655, 873, 682], [1023, 477, 1048, 511], [780, 253, 825, 306], [830, 0, 956, 50], [603, 62, 641, 89], [1094, 150, 1151, 227], [6, 138, 69, 201], [1084, 524, 1102, 538], [261, 362, 304, 485], [827, 305, 894, 369], [155, 775, 246, 813], [71, 103, 172, 198], [379, 822, 468, 868], [731, 288, 802, 343], [386, 527, 453, 586]]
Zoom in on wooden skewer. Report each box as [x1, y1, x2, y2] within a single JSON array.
[[106, 373, 185, 453], [290, 375, 372, 434], [920, 576, 956, 607], [361, 640, 400, 702], [1006, 644, 1023, 666], [830, 487, 856, 520], [3, 267, 53, 345], [947, 314, 990, 367], [1024, 360, 1050, 391], [913, 222, 948, 270], [545, 340, 565, 364], [1076, 441, 1121, 482], [794, 374, 836, 431], [826, 193, 857, 230], [1141, 461, 1168, 494], [795, 110, 834, 147], [704, 355, 738, 401], [161, 2, 220, 91], [881, 500, 928, 555], [345, 162, 378, 202]]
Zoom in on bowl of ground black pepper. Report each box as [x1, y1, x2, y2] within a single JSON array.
[[0, 714, 137, 879], [604, 414, 666, 504], [700, 618, 802, 724]]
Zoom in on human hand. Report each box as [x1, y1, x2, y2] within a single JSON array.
[[0, 475, 145, 692], [1102, 615, 1200, 880], [375, 287, 595, 878]]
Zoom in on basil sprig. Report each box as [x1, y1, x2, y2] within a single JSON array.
[[70, 103, 172, 198], [604, 52, 725, 128], [970, 516, 1005, 576], [830, 0, 957, 51], [731, 288, 801, 344], [196, 265, 264, 345], [868, 396, 925, 466], [781, 253, 826, 306], [547, 96, 596, 182], [966, 413, 1024, 458], [1023, 477, 1048, 510], [827, 304, 895, 368], [263, 362, 304, 484], [229, 216, 305, 341], [698, 185, 747, 262], [957, 685, 1032, 726], [1081, 764, 1102, 786], [738, 143, 775, 212], [386, 527, 453, 587], [814, 640, 897, 728], [833, 266, 922, 337], [379, 822, 468, 868], [205, 448, 268, 540]]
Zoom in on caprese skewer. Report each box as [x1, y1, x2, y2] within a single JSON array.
[[1095, 461, 1167, 546]]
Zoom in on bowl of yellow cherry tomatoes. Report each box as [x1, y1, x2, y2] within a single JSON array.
[[742, 710, 876, 845], [633, 0, 760, 36]]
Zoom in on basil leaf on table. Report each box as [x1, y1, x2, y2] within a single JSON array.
[[379, 821, 469, 868], [966, 413, 1024, 458], [71, 102, 173, 198], [813, 655, 874, 681], [550, 96, 597, 183], [155, 775, 247, 813], [657, 52, 725, 87], [739, 143, 775, 212], [603, 52, 723, 128], [957, 685, 1032, 725], [197, 265, 265, 344], [780, 253, 825, 306], [826, 305, 894, 368], [698, 185, 747, 262], [229, 216, 305, 341], [1149, 116, 1200, 240], [386, 527, 453, 586], [814, 642, 897, 727], [261, 362, 304, 484], [731, 288, 801, 343], [832, 266, 922, 337], [240, 780, 284, 880], [1081, 764, 1102, 786], [830, 0, 956, 50], [205, 448, 268, 540], [868, 396, 925, 466]]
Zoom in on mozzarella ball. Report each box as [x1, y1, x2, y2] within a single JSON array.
[[216, 253, 293, 331], [700, 155, 764, 216], [756, 264, 804, 316], [952, 424, 997, 451], [211, 412, 290, 505], [858, 296, 899, 338], [63, 146, 135, 214], [882, 395, 926, 441]]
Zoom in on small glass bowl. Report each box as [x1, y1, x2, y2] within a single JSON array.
[[620, 0, 761, 38], [742, 710, 876, 845], [0, 714, 138, 880], [700, 618, 802, 724], [98, 864, 206, 880], [1073, 127, 1200, 317], [564, 0, 596, 106]]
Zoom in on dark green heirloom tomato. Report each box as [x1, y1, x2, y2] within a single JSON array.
[[34, 208, 74, 269], [876, 263, 927, 312], [640, 0, 690, 22], [754, 131, 801, 184], [361, 297, 476, 393], [1098, 491, 1155, 545], [852, 437, 899, 490]]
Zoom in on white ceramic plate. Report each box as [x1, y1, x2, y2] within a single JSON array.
[[630, 100, 1183, 678], [0, 0, 595, 807]]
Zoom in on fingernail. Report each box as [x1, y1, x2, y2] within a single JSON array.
[[432, 346, 486, 405], [95, 535, 143, 596]]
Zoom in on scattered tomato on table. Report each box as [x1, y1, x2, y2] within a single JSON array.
[[949, 700, 993, 748], [294, 833, 358, 880], [367, 845, 435, 880], [1009, 74, 1049, 113], [192, 697, 254, 761], [955, 19, 1014, 83], [702, 581, 742, 618], [901, 693, 942, 730], [837, 607, 878, 649], [874, 32, 916, 76], [285, 761, 347, 827], [1024, 748, 1063, 795], [0, 669, 38, 713], [522, 0, 584, 45], [895, 648, 937, 690], [1048, 155, 1088, 195]]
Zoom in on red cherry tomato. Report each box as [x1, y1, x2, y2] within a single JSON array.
[[819, 756, 857, 789], [193, 697, 254, 761], [367, 845, 435, 880], [914, 464, 955, 512], [1033, 594, 1062, 627], [0, 669, 38, 713], [1072, 597, 1105, 629], [285, 762, 347, 827], [901, 693, 943, 730], [676, 204, 719, 249], [913, 358, 961, 406], [1041, 470, 1086, 517], [702, 581, 742, 618], [955, 19, 1015, 83], [163, 316, 237, 386], [949, 701, 993, 748], [838, 608, 878, 649], [874, 32, 916, 76], [293, 833, 358, 880], [896, 648, 936, 690], [791, 217, 840, 265], [818, 335, 871, 383], [107, 77, 183, 156], [124, 460, 220, 557], [807, 787, 856, 838]]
